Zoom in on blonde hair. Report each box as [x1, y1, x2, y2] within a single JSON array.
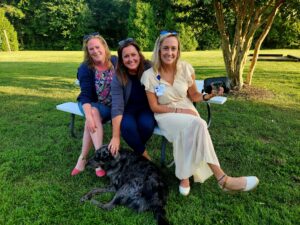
[[82, 34, 112, 69], [151, 33, 181, 73]]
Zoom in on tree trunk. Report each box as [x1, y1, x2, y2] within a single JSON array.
[[214, 0, 258, 90], [213, 0, 233, 79], [213, 0, 285, 90], [246, 0, 284, 85]]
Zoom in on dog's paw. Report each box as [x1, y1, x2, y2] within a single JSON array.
[[80, 195, 91, 203]]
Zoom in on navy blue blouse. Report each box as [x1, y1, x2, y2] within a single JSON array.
[[124, 74, 149, 114]]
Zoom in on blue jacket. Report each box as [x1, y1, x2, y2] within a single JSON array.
[[77, 56, 117, 105], [111, 60, 151, 119]]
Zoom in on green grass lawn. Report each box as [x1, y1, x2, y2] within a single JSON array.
[[0, 50, 299, 225]]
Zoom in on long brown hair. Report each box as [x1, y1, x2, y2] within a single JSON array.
[[116, 40, 146, 85]]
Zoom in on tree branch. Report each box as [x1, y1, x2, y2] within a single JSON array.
[[246, 0, 285, 85]]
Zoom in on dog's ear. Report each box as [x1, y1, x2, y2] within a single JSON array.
[[95, 144, 112, 161]]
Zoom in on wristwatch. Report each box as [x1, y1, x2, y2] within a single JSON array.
[[203, 93, 209, 101]]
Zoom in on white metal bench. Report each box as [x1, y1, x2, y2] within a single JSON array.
[[56, 102, 84, 138], [56, 80, 227, 166]]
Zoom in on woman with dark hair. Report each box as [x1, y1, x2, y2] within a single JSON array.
[[108, 38, 155, 160], [71, 33, 117, 177]]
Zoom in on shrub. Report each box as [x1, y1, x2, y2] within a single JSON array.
[[0, 9, 19, 51], [128, 0, 158, 51], [176, 23, 198, 51]]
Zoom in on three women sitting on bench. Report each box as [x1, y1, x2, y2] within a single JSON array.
[[72, 31, 259, 196]]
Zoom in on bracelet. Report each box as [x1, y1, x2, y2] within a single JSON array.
[[203, 93, 208, 101]]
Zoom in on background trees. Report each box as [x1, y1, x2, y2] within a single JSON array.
[[127, 0, 198, 51], [2, 0, 299, 52], [86, 0, 130, 48], [2, 0, 299, 90], [0, 4, 22, 51], [127, 0, 157, 51], [17, 0, 92, 50]]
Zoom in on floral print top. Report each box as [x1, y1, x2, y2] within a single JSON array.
[[95, 68, 114, 106]]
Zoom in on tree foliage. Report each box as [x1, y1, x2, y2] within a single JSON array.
[[172, 0, 220, 50], [1, 0, 299, 53], [264, 6, 300, 49], [3, 0, 92, 50], [86, 0, 130, 49], [128, 0, 157, 51], [128, 0, 198, 51], [172, 0, 198, 50], [176, 23, 198, 51], [0, 8, 19, 51]]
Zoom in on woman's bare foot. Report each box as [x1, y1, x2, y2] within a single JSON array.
[[218, 175, 247, 191], [180, 178, 190, 188], [179, 178, 190, 196], [71, 155, 86, 176], [218, 174, 259, 192], [74, 155, 87, 171]]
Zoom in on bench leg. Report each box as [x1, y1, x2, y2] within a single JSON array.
[[69, 114, 77, 138], [160, 136, 167, 166], [206, 102, 211, 128]]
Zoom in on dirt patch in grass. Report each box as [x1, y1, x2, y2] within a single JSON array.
[[229, 84, 275, 100]]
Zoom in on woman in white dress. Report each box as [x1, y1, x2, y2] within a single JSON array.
[[141, 31, 259, 196]]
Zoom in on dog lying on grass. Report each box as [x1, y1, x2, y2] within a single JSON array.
[[80, 145, 169, 225]]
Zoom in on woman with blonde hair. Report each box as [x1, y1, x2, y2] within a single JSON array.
[[141, 31, 259, 196], [71, 33, 117, 177]]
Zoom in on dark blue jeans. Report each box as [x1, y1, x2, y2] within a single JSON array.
[[78, 102, 111, 123], [121, 109, 156, 154]]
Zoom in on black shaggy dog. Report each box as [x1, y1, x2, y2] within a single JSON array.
[[80, 145, 169, 225]]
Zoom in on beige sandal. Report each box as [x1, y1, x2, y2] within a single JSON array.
[[218, 174, 230, 191]]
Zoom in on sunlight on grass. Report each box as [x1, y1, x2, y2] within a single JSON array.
[[0, 86, 78, 100]]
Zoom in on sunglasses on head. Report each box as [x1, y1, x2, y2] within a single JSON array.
[[83, 32, 100, 41], [160, 30, 178, 36], [118, 38, 135, 47]]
